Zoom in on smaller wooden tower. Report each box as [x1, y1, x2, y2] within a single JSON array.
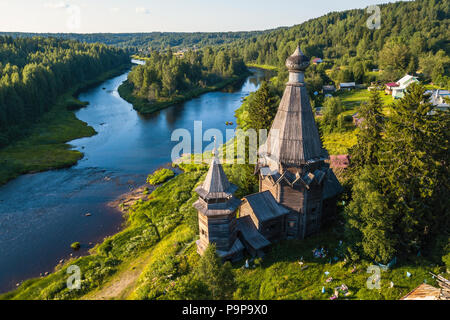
[[193, 144, 244, 260]]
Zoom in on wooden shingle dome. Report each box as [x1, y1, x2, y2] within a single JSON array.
[[285, 46, 309, 72]]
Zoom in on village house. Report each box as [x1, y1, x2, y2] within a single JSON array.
[[329, 155, 350, 169], [194, 47, 343, 261], [322, 85, 336, 95], [430, 89, 449, 111], [385, 82, 399, 95], [339, 82, 355, 91], [401, 274, 449, 300], [312, 57, 323, 65], [390, 74, 419, 99]]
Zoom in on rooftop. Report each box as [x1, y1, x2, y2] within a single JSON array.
[[195, 152, 237, 200], [243, 191, 290, 222]]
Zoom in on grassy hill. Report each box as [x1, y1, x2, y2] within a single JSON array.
[[2, 160, 446, 300]]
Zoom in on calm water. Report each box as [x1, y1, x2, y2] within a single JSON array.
[[0, 64, 272, 293]]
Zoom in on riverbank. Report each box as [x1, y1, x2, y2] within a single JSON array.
[[0, 163, 206, 300], [0, 63, 132, 186], [2, 159, 445, 300], [245, 63, 278, 71], [118, 72, 251, 114]]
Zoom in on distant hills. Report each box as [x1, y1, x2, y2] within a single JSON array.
[[0, 30, 275, 52]]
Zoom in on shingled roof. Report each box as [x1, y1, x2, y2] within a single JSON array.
[[259, 47, 328, 167], [236, 216, 271, 250], [323, 168, 343, 200], [243, 191, 290, 222], [195, 153, 237, 200], [193, 197, 241, 216], [401, 283, 441, 300]]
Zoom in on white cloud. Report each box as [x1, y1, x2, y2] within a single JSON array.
[[44, 1, 69, 9], [135, 7, 150, 15], [110, 7, 120, 13]]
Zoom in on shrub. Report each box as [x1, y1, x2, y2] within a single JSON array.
[[146, 168, 175, 185], [71, 242, 81, 250]]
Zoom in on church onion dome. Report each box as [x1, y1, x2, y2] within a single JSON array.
[[285, 46, 309, 72]]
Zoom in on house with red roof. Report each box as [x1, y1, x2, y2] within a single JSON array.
[[385, 82, 399, 95]]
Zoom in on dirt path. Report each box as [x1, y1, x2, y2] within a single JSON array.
[[83, 249, 154, 300], [82, 184, 155, 300]]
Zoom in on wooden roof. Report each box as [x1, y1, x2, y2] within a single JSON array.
[[236, 216, 271, 250], [196, 155, 237, 200], [285, 46, 309, 72], [193, 197, 241, 216], [260, 81, 328, 167], [401, 283, 441, 300], [323, 168, 343, 200], [243, 191, 290, 222], [216, 238, 245, 259]]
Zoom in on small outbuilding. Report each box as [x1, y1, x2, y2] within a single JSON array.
[[339, 82, 356, 90]]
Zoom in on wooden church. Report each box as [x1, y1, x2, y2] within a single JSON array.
[[194, 46, 342, 261]]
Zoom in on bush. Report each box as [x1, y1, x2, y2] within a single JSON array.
[[71, 242, 81, 250], [146, 168, 175, 185]]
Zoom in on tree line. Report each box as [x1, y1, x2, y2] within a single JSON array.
[[127, 48, 247, 101], [0, 30, 269, 53], [0, 36, 130, 147], [226, 0, 449, 87]]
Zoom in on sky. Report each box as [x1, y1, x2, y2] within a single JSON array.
[[0, 0, 404, 33]]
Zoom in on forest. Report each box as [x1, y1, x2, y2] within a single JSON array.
[[226, 0, 449, 87], [0, 30, 271, 53], [122, 47, 248, 112], [0, 36, 130, 147]]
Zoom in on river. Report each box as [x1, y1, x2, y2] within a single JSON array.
[[0, 62, 273, 293]]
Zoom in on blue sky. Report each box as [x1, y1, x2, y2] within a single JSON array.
[[0, 0, 404, 33]]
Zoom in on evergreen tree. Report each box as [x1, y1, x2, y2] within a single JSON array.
[[321, 97, 343, 133], [246, 81, 278, 132], [379, 83, 449, 254], [345, 166, 397, 263], [195, 244, 236, 300], [350, 89, 384, 169]]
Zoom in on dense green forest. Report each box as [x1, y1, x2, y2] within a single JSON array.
[[0, 36, 129, 147], [227, 0, 449, 87], [121, 47, 248, 113], [0, 31, 271, 53]]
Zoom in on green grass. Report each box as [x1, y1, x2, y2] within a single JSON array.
[[245, 63, 279, 71], [147, 168, 175, 185], [231, 227, 444, 300], [2, 159, 447, 300], [118, 72, 250, 115], [317, 89, 395, 155], [0, 63, 132, 186], [0, 168, 205, 300], [323, 130, 358, 155], [70, 242, 81, 250], [337, 89, 394, 111]]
